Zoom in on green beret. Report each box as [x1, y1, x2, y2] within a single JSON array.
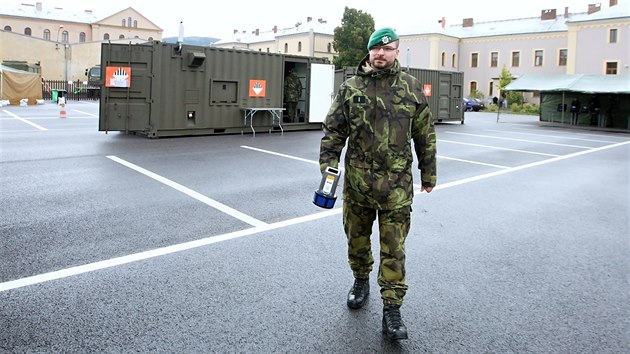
[[367, 27, 399, 50]]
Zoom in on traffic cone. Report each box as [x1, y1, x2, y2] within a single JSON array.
[[59, 103, 67, 118]]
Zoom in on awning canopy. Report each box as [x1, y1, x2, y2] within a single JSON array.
[[504, 74, 630, 94]]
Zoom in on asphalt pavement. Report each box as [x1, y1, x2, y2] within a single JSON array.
[[1, 102, 629, 353]]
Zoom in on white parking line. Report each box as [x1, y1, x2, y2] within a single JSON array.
[[440, 139, 559, 157], [0, 208, 338, 292], [484, 129, 623, 144], [70, 109, 98, 117], [241, 145, 320, 165], [2, 110, 48, 131], [107, 155, 267, 228], [445, 131, 593, 149], [437, 155, 509, 169], [2, 140, 627, 293], [241, 145, 347, 172]]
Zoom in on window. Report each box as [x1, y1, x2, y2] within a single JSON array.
[[104, 33, 110, 40], [284, 43, 288, 53], [489, 81, 494, 97], [128, 17, 132, 27], [492, 52, 502, 68], [43, 29, 50, 40], [24, 27, 32, 36], [4, 26, 11, 31], [470, 81, 477, 93], [119, 34, 125, 39], [534, 50, 544, 66], [511, 51, 520, 67], [558, 49, 567, 66], [471, 53, 478, 68], [327, 43, 332, 53], [606, 62, 618, 74], [298, 41, 302, 52], [452, 54, 456, 68], [79, 32, 86, 43], [441, 52, 446, 67], [133, 20, 138, 28], [609, 28, 618, 43], [266, 47, 270, 53], [61, 31, 68, 43], [122, 19, 126, 27]]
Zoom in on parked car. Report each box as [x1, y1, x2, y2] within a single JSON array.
[[472, 98, 486, 110], [463, 97, 484, 112]]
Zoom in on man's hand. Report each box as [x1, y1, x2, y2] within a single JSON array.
[[421, 186, 434, 193]]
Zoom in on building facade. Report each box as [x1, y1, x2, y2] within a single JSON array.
[[1, 1, 628, 101], [0, 1, 162, 81], [213, 17, 336, 63], [214, 1, 628, 103]]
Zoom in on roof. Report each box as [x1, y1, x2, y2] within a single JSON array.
[[214, 20, 334, 45], [398, 0, 629, 38], [0, 1, 100, 24], [504, 74, 630, 94]]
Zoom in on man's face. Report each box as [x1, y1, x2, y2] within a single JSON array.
[[368, 40, 399, 70]]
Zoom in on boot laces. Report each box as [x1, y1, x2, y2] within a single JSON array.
[[385, 306, 403, 327], [352, 279, 368, 294]]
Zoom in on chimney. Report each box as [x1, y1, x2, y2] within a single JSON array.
[[463, 18, 473, 27], [255, 28, 259, 36], [438, 16, 446, 29], [610, 0, 617, 6], [84, 9, 92, 14], [564, 7, 569, 18], [307, 17, 312, 22], [273, 25, 277, 33], [234, 29, 238, 34], [588, 3, 601, 14], [541, 9, 557, 20], [36, 2, 42, 11]]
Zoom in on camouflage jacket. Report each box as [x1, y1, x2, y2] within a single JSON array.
[[284, 73, 302, 102], [319, 55, 437, 210]]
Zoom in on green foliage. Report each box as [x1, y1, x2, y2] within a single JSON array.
[[488, 102, 539, 115], [469, 89, 484, 99], [498, 65, 512, 90], [332, 7, 375, 69], [507, 91, 524, 105]]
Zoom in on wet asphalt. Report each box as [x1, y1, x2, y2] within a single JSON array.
[[1, 102, 629, 353]]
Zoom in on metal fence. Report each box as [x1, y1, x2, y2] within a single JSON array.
[[42, 79, 100, 101]]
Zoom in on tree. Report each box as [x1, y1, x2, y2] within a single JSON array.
[[498, 65, 523, 106], [332, 7, 375, 69]]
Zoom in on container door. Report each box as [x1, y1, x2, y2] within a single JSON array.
[[308, 63, 334, 123], [99, 43, 153, 133]]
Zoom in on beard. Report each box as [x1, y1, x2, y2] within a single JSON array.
[[370, 55, 393, 70]]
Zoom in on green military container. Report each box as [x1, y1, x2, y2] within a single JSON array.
[[98, 41, 334, 138], [334, 66, 465, 124]]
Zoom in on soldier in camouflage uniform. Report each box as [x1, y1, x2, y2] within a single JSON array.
[[319, 27, 437, 340], [284, 69, 302, 122]]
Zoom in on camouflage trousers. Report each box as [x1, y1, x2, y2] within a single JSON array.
[[343, 202, 411, 305]]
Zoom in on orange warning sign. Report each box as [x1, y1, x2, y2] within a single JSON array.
[[249, 80, 266, 97], [105, 66, 132, 88], [423, 84, 432, 97]]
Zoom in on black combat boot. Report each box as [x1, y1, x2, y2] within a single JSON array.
[[346, 278, 369, 309], [382, 304, 408, 340]]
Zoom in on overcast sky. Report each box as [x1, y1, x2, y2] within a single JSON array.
[[25, 0, 612, 38]]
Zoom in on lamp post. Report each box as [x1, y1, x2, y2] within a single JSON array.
[[55, 25, 68, 91], [56, 25, 63, 47]]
